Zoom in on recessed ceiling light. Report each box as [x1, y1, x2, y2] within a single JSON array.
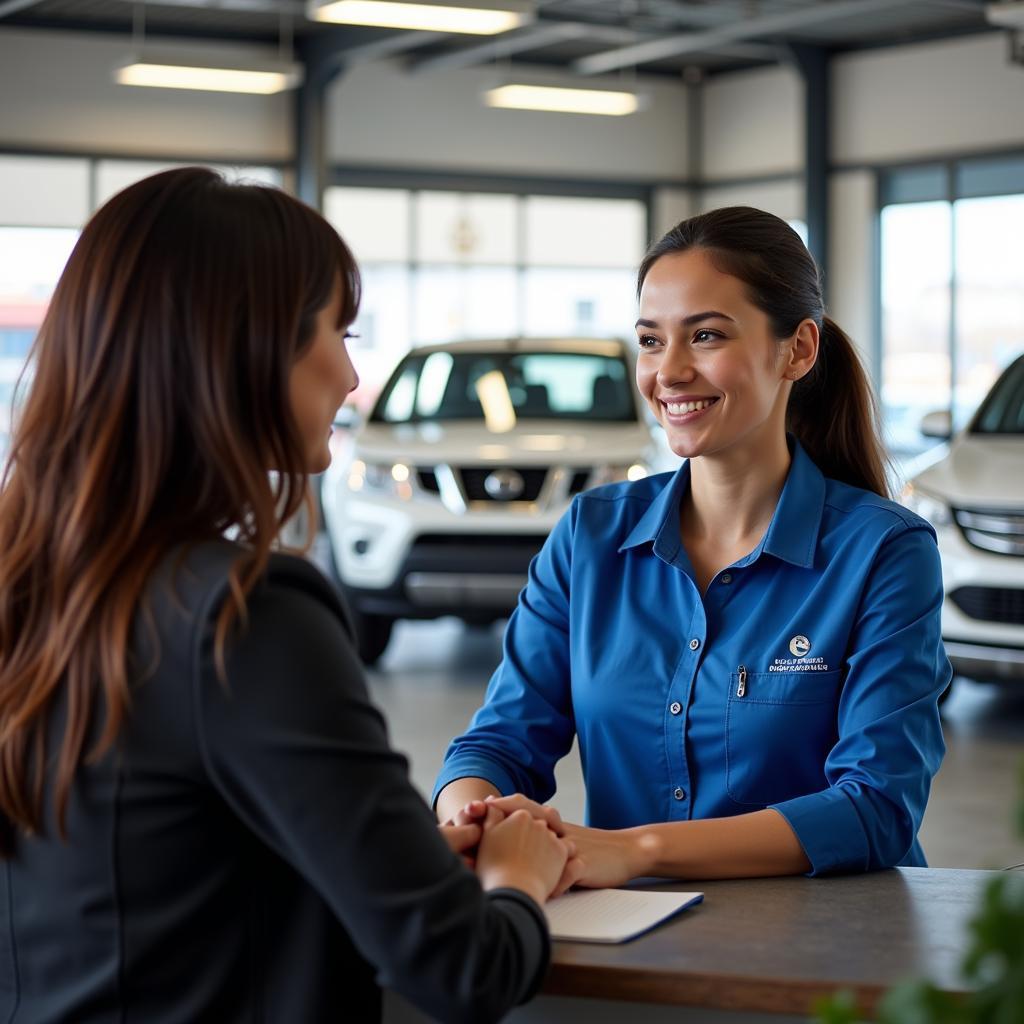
[[114, 51, 303, 95], [308, 0, 532, 35], [484, 84, 641, 116]]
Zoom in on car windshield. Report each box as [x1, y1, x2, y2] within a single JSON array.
[[371, 350, 637, 424], [971, 355, 1024, 435]]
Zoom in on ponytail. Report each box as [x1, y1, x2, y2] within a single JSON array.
[[787, 316, 892, 499], [639, 208, 892, 499]]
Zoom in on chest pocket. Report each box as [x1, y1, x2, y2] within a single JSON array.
[[725, 669, 843, 806]]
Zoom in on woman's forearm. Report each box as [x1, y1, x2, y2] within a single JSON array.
[[435, 777, 501, 823], [567, 808, 811, 887], [634, 808, 811, 879]]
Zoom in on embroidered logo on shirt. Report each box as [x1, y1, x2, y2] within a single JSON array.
[[789, 635, 811, 657], [769, 635, 830, 672]]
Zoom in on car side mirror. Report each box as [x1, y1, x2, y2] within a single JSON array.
[[919, 409, 952, 440], [333, 405, 363, 431]]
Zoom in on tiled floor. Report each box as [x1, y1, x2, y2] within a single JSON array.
[[366, 617, 1024, 871]]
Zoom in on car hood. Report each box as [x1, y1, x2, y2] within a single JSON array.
[[913, 434, 1024, 508], [354, 420, 655, 466]]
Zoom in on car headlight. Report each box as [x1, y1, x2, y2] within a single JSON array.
[[900, 482, 952, 527], [591, 463, 650, 486], [347, 459, 414, 501]]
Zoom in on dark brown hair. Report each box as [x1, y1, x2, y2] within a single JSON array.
[[0, 167, 360, 852], [638, 206, 891, 498]]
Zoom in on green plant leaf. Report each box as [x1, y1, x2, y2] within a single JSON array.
[[814, 989, 861, 1024]]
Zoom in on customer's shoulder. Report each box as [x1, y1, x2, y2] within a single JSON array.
[[150, 541, 342, 624]]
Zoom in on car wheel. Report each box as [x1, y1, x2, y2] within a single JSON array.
[[352, 609, 394, 666], [316, 498, 395, 665]]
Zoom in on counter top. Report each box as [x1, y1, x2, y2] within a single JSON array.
[[544, 867, 994, 1016]]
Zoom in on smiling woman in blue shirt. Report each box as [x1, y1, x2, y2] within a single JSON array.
[[435, 206, 950, 884]]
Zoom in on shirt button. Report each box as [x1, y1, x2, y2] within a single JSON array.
[[673, 787, 686, 801], [670, 701, 682, 715], [689, 638, 700, 651], [720, 573, 732, 584]]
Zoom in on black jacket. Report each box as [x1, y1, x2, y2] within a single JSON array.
[[1, 542, 547, 1023]]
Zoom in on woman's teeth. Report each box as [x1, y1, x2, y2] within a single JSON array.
[[666, 399, 714, 415]]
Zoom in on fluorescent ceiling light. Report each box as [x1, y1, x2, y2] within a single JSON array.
[[308, 0, 531, 35], [115, 53, 303, 95], [484, 84, 640, 116]]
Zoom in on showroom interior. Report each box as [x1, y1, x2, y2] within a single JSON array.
[[1, 1, 1023, 1018]]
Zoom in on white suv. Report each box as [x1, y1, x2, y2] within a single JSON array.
[[321, 337, 664, 663], [901, 353, 1024, 692]]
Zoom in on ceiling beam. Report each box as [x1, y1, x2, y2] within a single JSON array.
[[410, 22, 615, 73], [646, 1, 759, 30], [412, 22, 591, 72], [410, 19, 781, 74], [128, 0, 306, 11], [573, 0, 918, 74], [0, 0, 47, 19], [337, 28, 446, 65]]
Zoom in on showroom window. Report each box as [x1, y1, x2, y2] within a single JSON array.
[[323, 186, 647, 408], [0, 154, 283, 462], [879, 154, 1024, 465]]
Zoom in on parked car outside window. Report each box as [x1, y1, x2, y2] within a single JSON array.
[[901, 352, 1024, 695], [320, 337, 667, 663]]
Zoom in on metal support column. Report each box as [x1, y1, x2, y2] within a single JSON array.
[[294, 28, 354, 210], [788, 44, 830, 298]]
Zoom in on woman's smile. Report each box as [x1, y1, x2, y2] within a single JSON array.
[[661, 396, 720, 423]]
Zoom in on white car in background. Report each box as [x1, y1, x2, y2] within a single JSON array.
[[901, 353, 1024, 693], [321, 336, 666, 664]]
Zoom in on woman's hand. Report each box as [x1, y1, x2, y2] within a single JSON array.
[[477, 793, 566, 836], [455, 797, 650, 890], [452, 795, 583, 897], [560, 822, 652, 889], [475, 809, 574, 906], [449, 798, 506, 833], [438, 822, 483, 867]]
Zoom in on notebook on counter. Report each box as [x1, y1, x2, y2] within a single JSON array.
[[543, 888, 704, 944]]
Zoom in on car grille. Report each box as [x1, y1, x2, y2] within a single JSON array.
[[952, 507, 1024, 557], [568, 469, 592, 494], [459, 467, 549, 503], [417, 468, 440, 493], [414, 464, 595, 506], [949, 586, 1024, 626]]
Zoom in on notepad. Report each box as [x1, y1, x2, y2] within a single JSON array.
[[543, 888, 703, 943]]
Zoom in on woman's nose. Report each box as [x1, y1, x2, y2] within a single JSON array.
[[344, 351, 360, 395], [657, 344, 697, 387]]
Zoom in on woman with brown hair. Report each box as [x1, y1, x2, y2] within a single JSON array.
[[436, 206, 949, 885], [0, 167, 576, 1023]]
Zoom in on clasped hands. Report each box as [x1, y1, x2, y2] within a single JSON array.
[[440, 794, 643, 901]]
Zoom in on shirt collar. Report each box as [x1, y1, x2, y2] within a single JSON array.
[[617, 438, 826, 569], [618, 460, 691, 554], [761, 439, 826, 568]]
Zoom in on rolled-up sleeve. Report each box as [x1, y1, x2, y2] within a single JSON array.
[[771, 524, 949, 875], [433, 502, 579, 808]]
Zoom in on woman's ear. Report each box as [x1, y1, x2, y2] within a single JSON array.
[[784, 319, 819, 382]]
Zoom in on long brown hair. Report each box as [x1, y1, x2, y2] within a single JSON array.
[[638, 206, 891, 498], [0, 167, 360, 852]]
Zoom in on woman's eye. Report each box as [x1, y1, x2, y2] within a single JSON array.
[[693, 329, 719, 344], [637, 334, 660, 349]]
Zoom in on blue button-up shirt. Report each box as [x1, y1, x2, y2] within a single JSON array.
[[434, 441, 949, 876]]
